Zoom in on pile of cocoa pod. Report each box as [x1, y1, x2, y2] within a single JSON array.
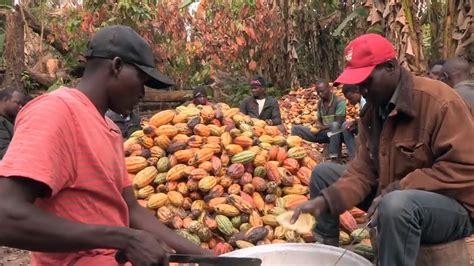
[[279, 85, 361, 132], [123, 102, 372, 258]]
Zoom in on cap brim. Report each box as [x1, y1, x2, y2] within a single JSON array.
[[333, 65, 376, 86], [135, 64, 175, 89]]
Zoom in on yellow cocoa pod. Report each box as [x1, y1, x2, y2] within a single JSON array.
[[146, 193, 168, 209], [249, 210, 263, 227], [274, 226, 287, 239], [236, 240, 255, 249], [125, 156, 148, 174], [262, 214, 279, 227], [167, 191, 184, 207], [157, 206, 173, 224], [198, 176, 218, 192], [137, 185, 154, 199], [282, 184, 309, 195], [215, 204, 240, 217], [133, 166, 158, 189]]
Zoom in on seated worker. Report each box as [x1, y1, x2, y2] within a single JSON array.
[[291, 80, 346, 159], [427, 59, 445, 80], [439, 57, 474, 108], [106, 108, 141, 139], [0, 86, 25, 159], [239, 75, 282, 126], [189, 86, 212, 106], [291, 34, 474, 266], [341, 84, 366, 159]]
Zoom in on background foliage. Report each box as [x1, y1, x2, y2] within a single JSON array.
[[0, 0, 472, 104]]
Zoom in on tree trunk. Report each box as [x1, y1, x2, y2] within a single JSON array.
[[3, 5, 24, 89], [443, 0, 458, 59], [143, 88, 193, 102]]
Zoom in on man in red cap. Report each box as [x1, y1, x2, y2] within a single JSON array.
[[291, 34, 474, 265]]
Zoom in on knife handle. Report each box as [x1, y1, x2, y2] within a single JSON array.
[[115, 251, 128, 264]]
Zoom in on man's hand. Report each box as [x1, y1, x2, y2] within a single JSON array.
[[367, 195, 381, 220], [121, 229, 173, 265], [344, 120, 356, 129], [265, 119, 273, 126], [290, 196, 328, 224]]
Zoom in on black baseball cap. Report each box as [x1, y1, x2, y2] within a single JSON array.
[[85, 25, 175, 89]]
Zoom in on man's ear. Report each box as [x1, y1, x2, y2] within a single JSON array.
[[111, 57, 123, 77], [439, 72, 449, 83]]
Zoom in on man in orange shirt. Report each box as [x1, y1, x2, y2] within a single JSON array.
[[0, 25, 208, 265]]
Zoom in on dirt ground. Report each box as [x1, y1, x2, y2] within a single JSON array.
[[0, 247, 30, 266]]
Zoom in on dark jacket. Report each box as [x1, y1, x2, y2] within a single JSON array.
[[239, 96, 282, 125], [454, 80, 474, 109], [105, 110, 141, 139], [0, 116, 14, 159], [322, 69, 474, 218]]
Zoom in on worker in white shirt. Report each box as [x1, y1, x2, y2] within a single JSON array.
[[341, 84, 366, 159]]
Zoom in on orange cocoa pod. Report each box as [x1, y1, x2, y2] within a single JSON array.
[[340, 210, 358, 232], [149, 110, 175, 127], [187, 135, 204, 148], [268, 146, 279, 161], [219, 176, 233, 188], [224, 144, 244, 156], [174, 149, 195, 163], [276, 147, 288, 164], [249, 211, 263, 227], [171, 216, 184, 229], [283, 158, 300, 174], [221, 132, 232, 146], [211, 156, 222, 176], [189, 168, 208, 181], [265, 162, 281, 184], [240, 191, 257, 209], [194, 124, 211, 137], [233, 136, 253, 148], [154, 135, 171, 150], [252, 126, 265, 137], [228, 184, 242, 195], [172, 132, 190, 143], [283, 194, 308, 209], [199, 161, 213, 172], [302, 157, 317, 169], [220, 153, 230, 167], [166, 164, 187, 182], [205, 216, 218, 231], [189, 148, 214, 166], [155, 125, 179, 138], [252, 192, 265, 213], [208, 237, 218, 249], [296, 167, 312, 186], [252, 177, 267, 192], [208, 184, 225, 198], [208, 197, 227, 210]]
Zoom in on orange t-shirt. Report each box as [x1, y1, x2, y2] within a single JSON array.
[[0, 87, 132, 265]]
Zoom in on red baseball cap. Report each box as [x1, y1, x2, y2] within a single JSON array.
[[334, 34, 396, 85]]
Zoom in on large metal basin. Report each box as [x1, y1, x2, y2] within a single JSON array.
[[221, 243, 372, 266]]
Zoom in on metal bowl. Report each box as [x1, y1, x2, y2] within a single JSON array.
[[221, 243, 372, 266]]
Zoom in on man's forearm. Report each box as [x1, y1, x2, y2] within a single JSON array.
[[0, 201, 132, 252], [129, 205, 207, 255]]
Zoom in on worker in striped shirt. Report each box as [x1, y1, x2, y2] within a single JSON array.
[[291, 80, 346, 159]]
